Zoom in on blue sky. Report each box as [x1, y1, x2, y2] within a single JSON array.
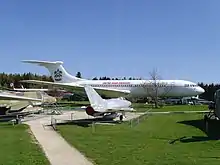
[[0, 0, 219, 83]]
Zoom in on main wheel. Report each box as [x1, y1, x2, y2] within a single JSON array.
[[119, 115, 123, 121]]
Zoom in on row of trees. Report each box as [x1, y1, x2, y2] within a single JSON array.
[[0, 71, 219, 102], [0, 72, 53, 89], [198, 83, 220, 101]]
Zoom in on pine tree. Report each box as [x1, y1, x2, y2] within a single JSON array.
[[76, 72, 82, 78]]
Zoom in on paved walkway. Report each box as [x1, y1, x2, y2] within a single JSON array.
[[25, 112, 93, 165], [24, 110, 145, 165]]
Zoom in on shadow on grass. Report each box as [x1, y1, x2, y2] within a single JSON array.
[[170, 119, 220, 144], [56, 118, 122, 127]]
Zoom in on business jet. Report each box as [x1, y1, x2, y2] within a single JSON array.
[[21, 60, 205, 98], [83, 85, 134, 121]]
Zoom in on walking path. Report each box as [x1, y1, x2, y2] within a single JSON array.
[[24, 111, 94, 165]]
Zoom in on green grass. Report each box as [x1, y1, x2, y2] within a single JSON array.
[[0, 123, 49, 165], [57, 111, 220, 165], [57, 101, 208, 113], [133, 104, 208, 112]]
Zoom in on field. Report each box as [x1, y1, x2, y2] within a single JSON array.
[[58, 100, 209, 112], [0, 123, 49, 165], [132, 104, 208, 112], [57, 105, 220, 165]]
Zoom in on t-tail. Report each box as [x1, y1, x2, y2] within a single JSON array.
[[22, 60, 83, 83]]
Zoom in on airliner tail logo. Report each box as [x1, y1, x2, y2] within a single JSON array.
[[54, 69, 62, 81]]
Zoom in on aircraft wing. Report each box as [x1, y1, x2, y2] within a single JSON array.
[[20, 80, 131, 97], [0, 93, 41, 102], [12, 88, 49, 92], [105, 107, 135, 113]]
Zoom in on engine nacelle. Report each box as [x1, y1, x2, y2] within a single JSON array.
[[85, 106, 96, 116], [85, 106, 118, 120]]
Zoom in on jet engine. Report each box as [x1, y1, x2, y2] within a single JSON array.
[[85, 106, 117, 120], [85, 106, 96, 116]]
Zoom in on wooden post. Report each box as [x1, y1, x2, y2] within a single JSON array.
[[71, 113, 74, 120], [92, 122, 95, 133]]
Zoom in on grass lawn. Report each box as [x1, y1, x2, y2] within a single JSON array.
[[133, 104, 208, 112], [57, 112, 220, 165], [58, 101, 209, 113], [0, 123, 49, 165]]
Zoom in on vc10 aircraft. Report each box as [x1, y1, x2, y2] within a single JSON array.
[[21, 60, 205, 98]]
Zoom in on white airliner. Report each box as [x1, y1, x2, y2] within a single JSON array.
[[83, 85, 133, 120], [21, 60, 205, 98]]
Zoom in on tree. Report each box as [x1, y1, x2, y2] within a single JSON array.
[[141, 68, 174, 108], [76, 72, 82, 78]]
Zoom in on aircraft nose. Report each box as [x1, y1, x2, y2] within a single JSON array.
[[195, 87, 205, 94], [126, 100, 132, 106]]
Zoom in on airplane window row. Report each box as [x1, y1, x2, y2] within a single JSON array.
[[184, 84, 198, 87], [90, 84, 136, 87], [89, 84, 168, 87]]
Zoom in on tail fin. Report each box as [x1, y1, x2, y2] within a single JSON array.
[[84, 85, 107, 112], [23, 91, 43, 101], [38, 91, 57, 104], [23, 91, 44, 106], [22, 60, 82, 83], [10, 91, 43, 108]]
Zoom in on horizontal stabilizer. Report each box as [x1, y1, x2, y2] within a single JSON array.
[[22, 60, 64, 66], [22, 60, 82, 83]]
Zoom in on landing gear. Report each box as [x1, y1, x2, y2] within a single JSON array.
[[119, 115, 123, 121]]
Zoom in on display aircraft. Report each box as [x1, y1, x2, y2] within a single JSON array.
[[8, 86, 57, 105], [83, 85, 134, 120], [21, 60, 205, 98], [0, 91, 42, 116], [9, 83, 67, 98], [0, 91, 41, 102]]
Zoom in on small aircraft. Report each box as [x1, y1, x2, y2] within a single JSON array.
[[9, 82, 67, 98], [10, 89, 57, 106], [21, 60, 205, 98], [0, 91, 41, 102], [83, 85, 134, 121], [0, 91, 42, 117]]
